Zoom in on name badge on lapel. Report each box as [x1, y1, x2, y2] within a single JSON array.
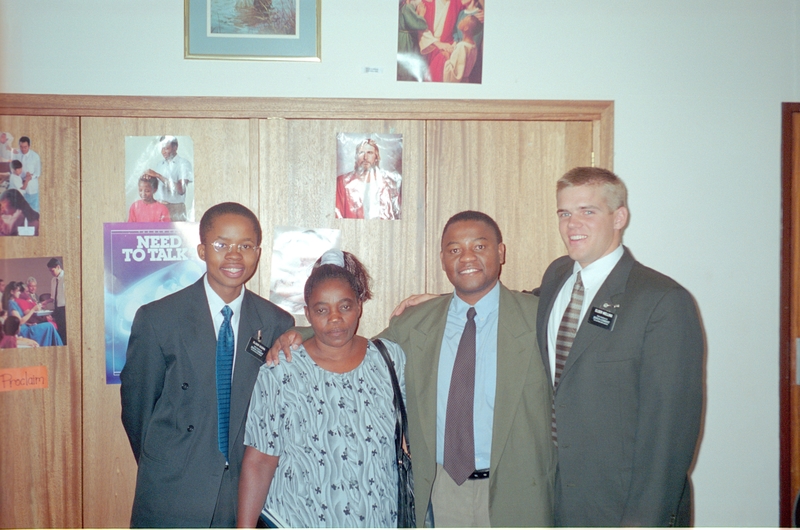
[[589, 306, 616, 331], [246, 330, 268, 360]]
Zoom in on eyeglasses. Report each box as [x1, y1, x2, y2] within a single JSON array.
[[209, 241, 260, 254]]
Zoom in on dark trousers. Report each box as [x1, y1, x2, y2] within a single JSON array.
[[53, 305, 66, 345], [165, 203, 187, 222]]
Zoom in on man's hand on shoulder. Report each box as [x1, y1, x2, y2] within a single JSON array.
[[390, 293, 439, 318], [265, 329, 304, 365]]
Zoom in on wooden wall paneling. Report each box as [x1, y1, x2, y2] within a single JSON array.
[[80, 117, 253, 527], [0, 94, 614, 122], [424, 120, 595, 295], [247, 118, 262, 294], [0, 95, 613, 528], [0, 116, 82, 528], [259, 119, 427, 339]]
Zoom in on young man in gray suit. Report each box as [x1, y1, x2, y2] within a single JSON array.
[[271, 211, 556, 527], [121, 202, 294, 527], [537, 167, 703, 526]]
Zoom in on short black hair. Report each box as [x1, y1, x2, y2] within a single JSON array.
[[139, 174, 159, 191], [10, 160, 22, 170], [47, 258, 61, 269], [19, 136, 30, 145], [3, 315, 21, 337], [441, 210, 503, 244], [199, 202, 262, 246]]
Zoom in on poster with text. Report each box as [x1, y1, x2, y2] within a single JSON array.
[[104, 222, 204, 384], [125, 136, 195, 223]]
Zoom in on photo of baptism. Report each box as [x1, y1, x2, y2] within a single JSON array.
[[0, 1, 794, 529]]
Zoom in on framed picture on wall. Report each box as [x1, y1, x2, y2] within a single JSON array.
[[185, 0, 321, 61], [397, 0, 485, 83], [335, 133, 403, 220]]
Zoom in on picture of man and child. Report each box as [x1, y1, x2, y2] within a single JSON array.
[[0, 133, 42, 237], [124, 135, 195, 223]]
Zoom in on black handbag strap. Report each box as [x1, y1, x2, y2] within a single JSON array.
[[372, 339, 410, 453]]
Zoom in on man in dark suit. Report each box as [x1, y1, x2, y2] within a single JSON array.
[[121, 202, 294, 528], [537, 167, 703, 527]]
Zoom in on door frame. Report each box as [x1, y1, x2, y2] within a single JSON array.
[[780, 102, 800, 527]]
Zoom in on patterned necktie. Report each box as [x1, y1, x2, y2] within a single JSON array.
[[551, 272, 584, 444], [444, 307, 477, 485], [216, 305, 234, 457]]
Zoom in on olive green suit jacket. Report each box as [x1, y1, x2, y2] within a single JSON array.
[[377, 283, 556, 527]]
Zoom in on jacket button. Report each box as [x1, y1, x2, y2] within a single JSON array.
[[181, 383, 189, 390], [187, 425, 194, 432]]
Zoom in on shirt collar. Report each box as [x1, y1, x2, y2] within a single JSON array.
[[203, 274, 245, 319], [572, 244, 624, 291], [451, 280, 501, 320]]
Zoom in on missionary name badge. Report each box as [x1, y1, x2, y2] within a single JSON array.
[[246, 331, 268, 360], [589, 306, 616, 331]]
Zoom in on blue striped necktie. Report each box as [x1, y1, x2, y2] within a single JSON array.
[[216, 305, 234, 458]]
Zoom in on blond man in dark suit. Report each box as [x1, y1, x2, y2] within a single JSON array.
[[537, 167, 703, 526]]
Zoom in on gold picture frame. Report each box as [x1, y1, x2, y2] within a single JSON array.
[[185, 0, 321, 62]]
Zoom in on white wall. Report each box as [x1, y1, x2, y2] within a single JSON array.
[[0, 0, 792, 525]]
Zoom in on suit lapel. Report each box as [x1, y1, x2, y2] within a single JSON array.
[[410, 295, 451, 463], [490, 285, 534, 472], [560, 249, 635, 380], [537, 260, 573, 388], [181, 280, 216, 381], [229, 291, 265, 451]]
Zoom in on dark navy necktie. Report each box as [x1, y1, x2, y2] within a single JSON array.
[[216, 305, 234, 457]]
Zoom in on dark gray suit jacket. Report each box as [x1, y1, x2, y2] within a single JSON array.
[[536, 248, 703, 527], [120, 278, 293, 528]]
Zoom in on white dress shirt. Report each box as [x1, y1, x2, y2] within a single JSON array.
[[203, 275, 245, 379], [50, 269, 66, 308], [154, 154, 193, 204], [546, 245, 624, 383], [13, 148, 41, 196]]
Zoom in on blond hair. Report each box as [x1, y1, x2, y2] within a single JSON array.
[[557, 167, 627, 210]]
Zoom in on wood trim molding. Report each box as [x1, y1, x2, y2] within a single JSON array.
[[0, 93, 613, 121]]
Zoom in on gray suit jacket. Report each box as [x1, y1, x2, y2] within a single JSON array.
[[536, 248, 704, 527], [379, 283, 556, 527], [120, 278, 294, 527]]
